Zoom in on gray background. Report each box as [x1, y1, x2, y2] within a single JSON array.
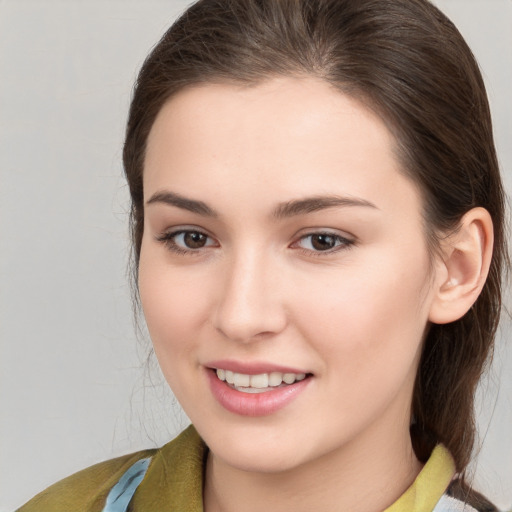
[[0, 1, 511, 510]]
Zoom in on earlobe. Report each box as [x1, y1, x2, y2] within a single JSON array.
[[428, 207, 494, 325]]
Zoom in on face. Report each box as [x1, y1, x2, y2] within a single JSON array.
[[139, 77, 441, 474]]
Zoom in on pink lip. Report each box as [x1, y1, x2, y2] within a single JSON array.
[[206, 368, 311, 417], [205, 359, 308, 375]]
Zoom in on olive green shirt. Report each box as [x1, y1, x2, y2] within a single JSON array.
[[18, 425, 471, 512]]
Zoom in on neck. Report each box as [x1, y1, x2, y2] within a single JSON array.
[[203, 419, 422, 512]]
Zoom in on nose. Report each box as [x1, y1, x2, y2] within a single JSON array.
[[213, 250, 287, 343]]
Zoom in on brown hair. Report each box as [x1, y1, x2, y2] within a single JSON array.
[[123, 0, 506, 475]]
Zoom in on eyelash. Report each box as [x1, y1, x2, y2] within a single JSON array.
[[156, 229, 355, 256], [156, 229, 217, 256], [292, 232, 355, 256]]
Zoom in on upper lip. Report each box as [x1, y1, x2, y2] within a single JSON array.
[[205, 359, 310, 375]]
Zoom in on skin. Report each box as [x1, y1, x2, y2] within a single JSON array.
[[138, 77, 455, 512]]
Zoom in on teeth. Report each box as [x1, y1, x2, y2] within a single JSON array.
[[215, 369, 307, 389], [268, 372, 283, 387], [233, 373, 250, 387], [250, 373, 269, 388], [283, 373, 296, 384], [225, 370, 235, 384]]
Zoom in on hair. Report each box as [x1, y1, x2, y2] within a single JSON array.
[[123, 0, 506, 479]]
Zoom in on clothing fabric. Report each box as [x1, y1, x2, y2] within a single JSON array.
[[101, 458, 151, 512], [16, 425, 489, 512]]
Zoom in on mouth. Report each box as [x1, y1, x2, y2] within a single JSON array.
[[214, 368, 308, 394], [205, 361, 313, 416]]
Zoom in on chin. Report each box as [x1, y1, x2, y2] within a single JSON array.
[[198, 421, 319, 475], [213, 443, 306, 474]]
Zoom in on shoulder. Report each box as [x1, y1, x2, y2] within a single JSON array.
[[16, 425, 205, 512], [16, 448, 157, 512]]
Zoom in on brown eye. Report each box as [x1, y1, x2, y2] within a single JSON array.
[[157, 229, 217, 254], [310, 234, 337, 251], [295, 232, 354, 253], [183, 231, 208, 249]]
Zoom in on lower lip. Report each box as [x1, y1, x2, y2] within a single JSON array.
[[206, 369, 311, 417]]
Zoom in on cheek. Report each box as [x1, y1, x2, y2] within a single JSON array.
[[138, 255, 216, 408], [292, 249, 432, 382], [138, 250, 211, 360]]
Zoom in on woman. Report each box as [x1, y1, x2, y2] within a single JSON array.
[[18, 0, 507, 511]]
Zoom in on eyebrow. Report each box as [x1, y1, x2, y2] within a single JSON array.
[[146, 191, 218, 217], [146, 190, 378, 218], [272, 195, 378, 218]]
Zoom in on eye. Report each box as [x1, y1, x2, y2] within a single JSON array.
[[156, 229, 217, 254], [294, 232, 354, 253], [175, 231, 211, 249]]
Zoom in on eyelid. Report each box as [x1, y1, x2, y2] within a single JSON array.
[[155, 225, 355, 256], [155, 226, 219, 255], [290, 229, 356, 254]]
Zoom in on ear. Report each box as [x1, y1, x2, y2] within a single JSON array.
[[429, 207, 494, 325]]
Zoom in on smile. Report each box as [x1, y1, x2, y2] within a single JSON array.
[[207, 365, 312, 416], [215, 368, 307, 393]]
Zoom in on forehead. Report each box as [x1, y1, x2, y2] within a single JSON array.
[[143, 77, 421, 218]]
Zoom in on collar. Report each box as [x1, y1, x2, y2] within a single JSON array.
[[133, 425, 455, 512]]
